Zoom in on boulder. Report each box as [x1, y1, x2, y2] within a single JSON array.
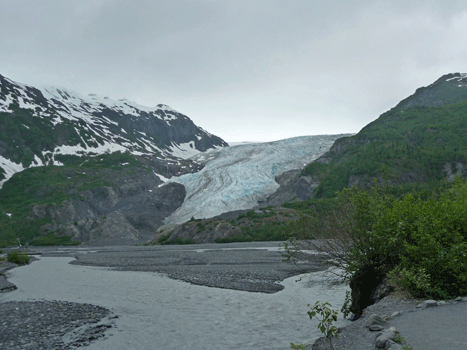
[[384, 340, 403, 350], [366, 314, 387, 328], [375, 329, 396, 349]]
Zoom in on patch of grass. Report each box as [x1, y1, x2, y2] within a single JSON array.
[[6, 250, 30, 265], [156, 233, 171, 244], [29, 234, 80, 246], [161, 238, 194, 245]]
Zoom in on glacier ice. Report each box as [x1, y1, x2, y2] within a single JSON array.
[[165, 135, 347, 224]]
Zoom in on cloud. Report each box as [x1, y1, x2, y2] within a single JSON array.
[[1, 0, 467, 141]]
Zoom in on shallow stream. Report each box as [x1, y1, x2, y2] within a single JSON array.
[[1, 253, 350, 350]]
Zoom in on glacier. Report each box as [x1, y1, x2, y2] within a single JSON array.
[[165, 134, 348, 224]]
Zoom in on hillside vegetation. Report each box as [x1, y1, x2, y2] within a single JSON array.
[[302, 75, 467, 198], [0, 153, 143, 247], [148, 74, 467, 246], [0, 73, 227, 246]]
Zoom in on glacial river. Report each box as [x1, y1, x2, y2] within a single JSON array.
[[1, 252, 350, 350]]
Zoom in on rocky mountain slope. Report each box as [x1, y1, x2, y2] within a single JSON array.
[[0, 74, 227, 246], [267, 72, 467, 200], [0, 73, 227, 186]]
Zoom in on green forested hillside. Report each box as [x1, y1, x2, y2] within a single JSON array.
[[303, 100, 467, 197], [0, 153, 145, 247]]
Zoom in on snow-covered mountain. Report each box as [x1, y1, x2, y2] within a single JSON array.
[[0, 73, 347, 246], [0, 74, 227, 186], [165, 135, 348, 224]]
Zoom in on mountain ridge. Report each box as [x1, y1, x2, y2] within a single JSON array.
[[0, 73, 228, 246], [0, 73, 227, 186], [266, 72, 467, 201]]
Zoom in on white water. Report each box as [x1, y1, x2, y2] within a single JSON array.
[[0, 256, 350, 350]]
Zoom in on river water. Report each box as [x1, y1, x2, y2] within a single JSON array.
[[1, 254, 350, 350]]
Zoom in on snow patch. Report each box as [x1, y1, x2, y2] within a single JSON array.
[[167, 141, 200, 159], [53, 141, 127, 156], [154, 172, 170, 187], [0, 93, 14, 112], [0, 156, 25, 188], [446, 73, 467, 82], [33, 155, 43, 166]]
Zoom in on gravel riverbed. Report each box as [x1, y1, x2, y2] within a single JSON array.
[[0, 300, 116, 350], [1, 243, 336, 349], [0, 243, 424, 350]]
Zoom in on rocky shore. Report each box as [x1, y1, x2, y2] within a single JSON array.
[[308, 294, 418, 350], [310, 294, 467, 350], [1, 260, 116, 350], [0, 300, 116, 350], [0, 262, 17, 293]]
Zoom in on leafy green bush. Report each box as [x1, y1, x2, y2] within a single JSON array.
[[155, 233, 171, 244], [7, 251, 30, 265], [285, 178, 467, 305], [340, 178, 467, 299], [291, 302, 339, 350]]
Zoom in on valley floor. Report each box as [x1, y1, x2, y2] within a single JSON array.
[[3, 243, 465, 350], [21, 242, 330, 293], [0, 243, 347, 350]]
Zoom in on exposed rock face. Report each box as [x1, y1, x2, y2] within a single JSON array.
[[260, 170, 320, 205], [151, 220, 242, 244], [29, 169, 186, 245], [444, 162, 466, 182]]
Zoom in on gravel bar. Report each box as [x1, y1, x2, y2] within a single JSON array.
[[0, 300, 116, 350], [64, 243, 332, 293]]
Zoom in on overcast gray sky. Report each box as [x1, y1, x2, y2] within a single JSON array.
[[1, 1, 466, 142]]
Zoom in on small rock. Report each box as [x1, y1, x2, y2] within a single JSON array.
[[366, 314, 387, 327], [437, 301, 447, 306], [385, 340, 403, 350], [454, 297, 462, 302], [369, 325, 384, 332], [375, 329, 396, 349], [462, 297, 467, 302], [423, 300, 438, 307], [391, 311, 401, 317]]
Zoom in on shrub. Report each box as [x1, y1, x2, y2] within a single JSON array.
[[291, 302, 339, 350], [7, 250, 30, 265], [388, 266, 432, 298], [284, 178, 467, 315]]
